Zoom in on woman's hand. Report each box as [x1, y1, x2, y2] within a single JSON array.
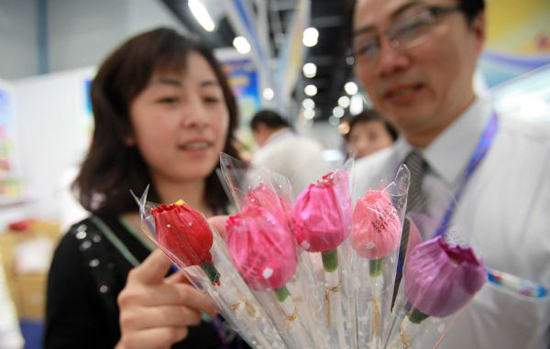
[[116, 249, 217, 349]]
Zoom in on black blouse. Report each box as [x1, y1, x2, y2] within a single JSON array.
[[45, 214, 247, 349]]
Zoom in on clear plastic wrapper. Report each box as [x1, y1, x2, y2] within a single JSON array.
[[219, 153, 332, 348], [384, 213, 486, 349], [133, 187, 287, 349], [350, 165, 410, 349], [291, 162, 357, 349]]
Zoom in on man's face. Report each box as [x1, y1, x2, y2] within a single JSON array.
[[353, 0, 485, 142], [252, 124, 270, 147]]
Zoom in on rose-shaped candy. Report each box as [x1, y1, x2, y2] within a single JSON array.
[[152, 200, 219, 284], [243, 183, 292, 229], [226, 205, 297, 293], [292, 171, 352, 272], [404, 235, 486, 323], [352, 189, 402, 276]]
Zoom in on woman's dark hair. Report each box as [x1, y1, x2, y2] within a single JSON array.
[[250, 109, 290, 131], [344, 109, 398, 141], [74, 27, 239, 215]]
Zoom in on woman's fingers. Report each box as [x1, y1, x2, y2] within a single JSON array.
[[119, 304, 202, 330], [119, 326, 189, 349], [208, 215, 228, 239], [129, 249, 173, 284]]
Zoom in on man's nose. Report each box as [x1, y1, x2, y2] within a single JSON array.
[[375, 37, 410, 78]]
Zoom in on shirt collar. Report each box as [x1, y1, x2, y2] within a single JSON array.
[[395, 95, 493, 185]]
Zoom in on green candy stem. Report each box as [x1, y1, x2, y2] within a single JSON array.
[[274, 285, 291, 303], [200, 263, 220, 285], [369, 258, 383, 277], [408, 307, 430, 324], [322, 248, 339, 272]]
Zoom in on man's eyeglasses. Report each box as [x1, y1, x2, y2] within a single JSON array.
[[352, 5, 462, 63]]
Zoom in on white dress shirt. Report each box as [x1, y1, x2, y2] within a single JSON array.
[[354, 96, 550, 349], [252, 128, 331, 198]]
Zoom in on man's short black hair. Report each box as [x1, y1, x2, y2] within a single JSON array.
[[250, 109, 290, 131], [459, 0, 486, 24]]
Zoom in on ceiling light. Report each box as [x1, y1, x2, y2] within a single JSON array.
[[344, 81, 359, 95], [304, 84, 318, 96], [303, 27, 319, 47], [350, 94, 365, 115], [333, 106, 345, 118], [188, 0, 215, 32], [338, 96, 351, 108], [262, 88, 274, 101], [302, 98, 315, 109], [338, 122, 351, 135], [303, 63, 317, 78], [233, 36, 251, 54], [329, 115, 340, 126], [304, 108, 315, 120]]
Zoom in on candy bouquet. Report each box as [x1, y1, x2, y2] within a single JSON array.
[[132, 153, 495, 349]]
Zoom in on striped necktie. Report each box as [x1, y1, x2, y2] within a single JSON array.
[[393, 150, 429, 303]]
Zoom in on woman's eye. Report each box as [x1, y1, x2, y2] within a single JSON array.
[[203, 96, 220, 104], [158, 97, 179, 104]]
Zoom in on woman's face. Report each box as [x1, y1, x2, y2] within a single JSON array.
[[348, 120, 394, 159], [128, 52, 230, 186]]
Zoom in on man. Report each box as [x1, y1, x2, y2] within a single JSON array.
[[351, 0, 550, 348], [250, 109, 330, 197]]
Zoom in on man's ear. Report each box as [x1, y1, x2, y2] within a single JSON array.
[[471, 12, 486, 54]]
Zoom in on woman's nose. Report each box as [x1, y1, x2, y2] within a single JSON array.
[[181, 98, 208, 129]]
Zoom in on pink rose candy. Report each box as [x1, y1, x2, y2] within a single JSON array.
[[226, 205, 298, 291], [243, 183, 292, 229], [351, 189, 402, 260], [292, 171, 352, 253]]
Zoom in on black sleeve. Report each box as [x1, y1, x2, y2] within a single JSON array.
[[44, 229, 114, 349]]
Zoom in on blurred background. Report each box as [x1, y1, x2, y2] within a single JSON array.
[[0, 0, 549, 348]]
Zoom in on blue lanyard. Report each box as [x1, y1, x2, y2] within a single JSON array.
[[395, 111, 498, 279], [433, 111, 499, 237]]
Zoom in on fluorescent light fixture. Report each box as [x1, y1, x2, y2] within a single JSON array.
[[303, 27, 319, 47], [188, 0, 216, 32], [344, 81, 359, 95], [303, 62, 317, 78], [304, 84, 318, 96], [338, 96, 351, 108], [262, 88, 274, 101], [233, 36, 251, 54], [302, 98, 315, 109]]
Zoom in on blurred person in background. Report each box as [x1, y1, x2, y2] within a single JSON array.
[[250, 109, 330, 197], [45, 28, 248, 349], [344, 109, 398, 159], [350, 0, 550, 348], [0, 254, 24, 349]]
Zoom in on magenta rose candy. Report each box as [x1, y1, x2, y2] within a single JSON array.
[[404, 235, 486, 323]]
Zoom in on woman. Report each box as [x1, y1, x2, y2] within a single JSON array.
[[344, 109, 398, 160], [45, 28, 245, 349]]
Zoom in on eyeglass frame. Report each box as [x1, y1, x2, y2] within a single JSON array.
[[350, 4, 463, 63]]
